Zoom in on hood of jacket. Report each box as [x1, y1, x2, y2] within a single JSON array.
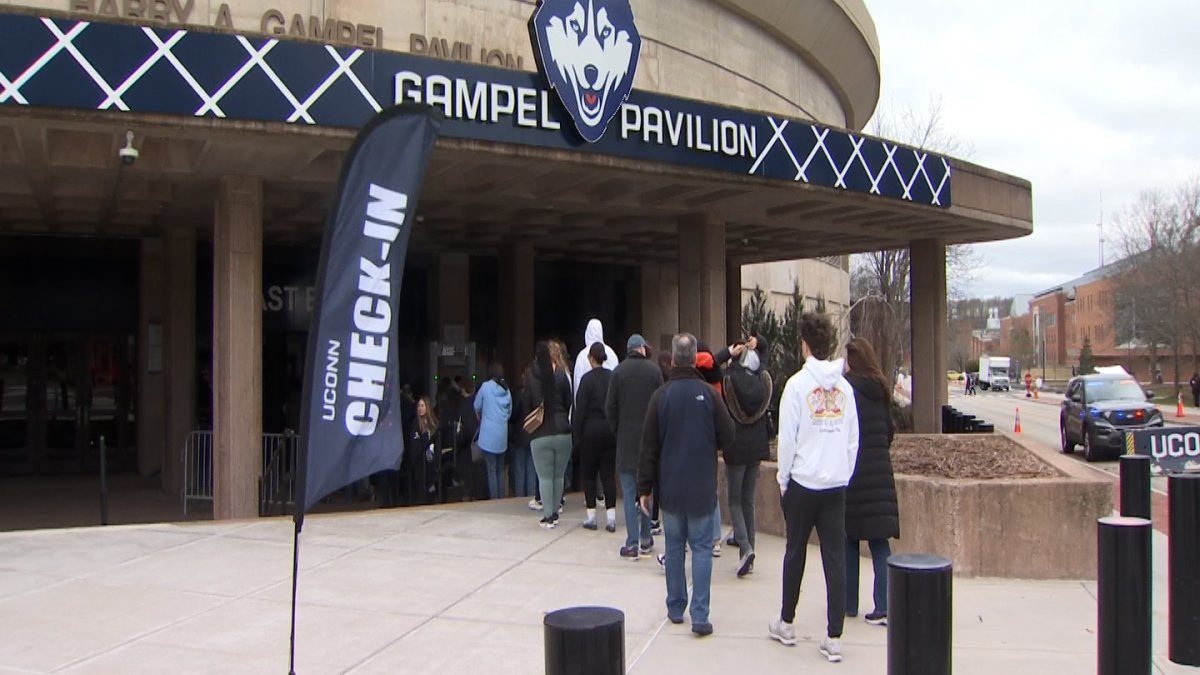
[[803, 356, 846, 389], [847, 374, 887, 403], [584, 319, 606, 350]]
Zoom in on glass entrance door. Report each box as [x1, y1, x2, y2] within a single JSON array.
[[0, 337, 33, 475], [0, 334, 133, 476]]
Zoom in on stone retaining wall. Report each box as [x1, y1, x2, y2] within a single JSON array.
[[717, 432, 1112, 579]]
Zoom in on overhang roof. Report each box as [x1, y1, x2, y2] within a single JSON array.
[[0, 110, 1032, 263]]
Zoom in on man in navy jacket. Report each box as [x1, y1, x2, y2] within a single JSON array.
[[639, 333, 735, 636]]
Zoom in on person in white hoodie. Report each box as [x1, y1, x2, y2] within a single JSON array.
[[573, 319, 619, 398], [768, 312, 860, 664]]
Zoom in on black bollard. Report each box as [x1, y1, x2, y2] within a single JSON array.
[[1169, 475, 1200, 666], [99, 435, 109, 526], [544, 606, 623, 675], [1097, 516, 1151, 675], [1119, 454, 1151, 520], [888, 553, 952, 675]]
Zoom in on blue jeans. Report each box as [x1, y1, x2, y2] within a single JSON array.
[[619, 470, 652, 549], [484, 452, 506, 500], [662, 508, 715, 626], [712, 503, 722, 541], [511, 444, 537, 497], [846, 538, 891, 615]]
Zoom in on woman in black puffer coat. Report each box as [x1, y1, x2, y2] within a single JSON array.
[[843, 337, 900, 626], [715, 335, 772, 577]]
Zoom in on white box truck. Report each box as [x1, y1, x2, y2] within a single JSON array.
[[978, 355, 1011, 391]]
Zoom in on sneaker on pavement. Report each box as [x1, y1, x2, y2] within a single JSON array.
[[605, 522, 616, 533], [864, 612, 888, 626], [712, 541, 721, 557], [619, 545, 640, 561], [725, 534, 738, 547], [692, 622, 713, 637], [819, 636, 843, 663], [768, 619, 796, 646], [528, 499, 542, 511], [640, 539, 654, 554], [656, 553, 666, 571], [539, 517, 556, 529], [650, 520, 662, 536], [582, 520, 598, 531], [736, 551, 755, 578], [668, 615, 684, 625], [846, 610, 858, 618]]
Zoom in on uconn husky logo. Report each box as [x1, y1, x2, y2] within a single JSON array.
[[530, 0, 641, 143]]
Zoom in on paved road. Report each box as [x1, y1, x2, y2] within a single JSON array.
[[946, 387, 1175, 494]]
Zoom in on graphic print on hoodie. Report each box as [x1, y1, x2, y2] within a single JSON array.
[[777, 356, 860, 491]]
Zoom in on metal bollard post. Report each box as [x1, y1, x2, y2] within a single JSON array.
[[887, 554, 952, 675], [544, 606, 623, 675], [1119, 454, 1151, 520], [99, 435, 109, 526], [1097, 516, 1151, 675], [1169, 475, 1200, 666]]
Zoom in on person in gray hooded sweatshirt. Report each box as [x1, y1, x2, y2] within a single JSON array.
[[768, 312, 859, 664]]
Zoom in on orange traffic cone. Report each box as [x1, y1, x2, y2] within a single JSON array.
[[1014, 407, 1022, 433], [1178, 392, 1186, 418]]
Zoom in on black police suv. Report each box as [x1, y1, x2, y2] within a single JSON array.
[[1060, 373, 1164, 462]]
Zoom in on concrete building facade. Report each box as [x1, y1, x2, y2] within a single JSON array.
[[0, 0, 1032, 517]]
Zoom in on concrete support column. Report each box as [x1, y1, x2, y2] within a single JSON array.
[[640, 262, 679, 354], [137, 236, 166, 478], [499, 241, 534, 379], [677, 214, 726, 347], [163, 227, 196, 495], [726, 260, 742, 344], [911, 239, 948, 433], [213, 176, 263, 520], [436, 251, 470, 344]]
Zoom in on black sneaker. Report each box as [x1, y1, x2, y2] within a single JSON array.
[[605, 521, 616, 533], [736, 551, 755, 578], [865, 612, 888, 626], [539, 517, 556, 529], [583, 520, 598, 531], [619, 545, 639, 561], [725, 534, 738, 547], [692, 622, 713, 636], [650, 520, 662, 535], [640, 539, 654, 554]]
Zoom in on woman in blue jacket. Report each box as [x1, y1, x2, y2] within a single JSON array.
[[474, 363, 513, 500]]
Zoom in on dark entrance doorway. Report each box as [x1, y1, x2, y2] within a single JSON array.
[[0, 333, 134, 476]]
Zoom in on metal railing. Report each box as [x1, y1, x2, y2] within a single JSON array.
[[181, 429, 300, 517]]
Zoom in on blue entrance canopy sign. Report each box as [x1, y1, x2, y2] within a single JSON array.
[[0, 12, 951, 208]]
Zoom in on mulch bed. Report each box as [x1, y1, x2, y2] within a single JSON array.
[[890, 434, 1059, 480]]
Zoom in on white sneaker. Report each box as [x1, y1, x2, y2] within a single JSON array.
[[527, 499, 542, 511], [712, 541, 721, 557], [819, 636, 843, 662], [768, 619, 796, 646]]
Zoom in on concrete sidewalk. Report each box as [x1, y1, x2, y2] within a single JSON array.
[[0, 498, 1192, 674]]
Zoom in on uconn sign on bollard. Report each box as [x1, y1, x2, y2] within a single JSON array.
[[1127, 426, 1200, 475]]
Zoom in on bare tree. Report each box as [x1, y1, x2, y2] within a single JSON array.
[[853, 95, 985, 374], [1112, 181, 1200, 386]]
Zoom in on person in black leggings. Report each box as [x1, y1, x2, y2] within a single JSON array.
[[572, 342, 618, 531]]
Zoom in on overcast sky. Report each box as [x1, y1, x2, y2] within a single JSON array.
[[866, 1, 1200, 299]]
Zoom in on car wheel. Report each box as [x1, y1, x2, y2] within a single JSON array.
[[1083, 426, 1097, 462], [1060, 420, 1075, 454]]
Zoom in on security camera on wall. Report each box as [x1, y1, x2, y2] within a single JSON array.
[[119, 130, 139, 165]]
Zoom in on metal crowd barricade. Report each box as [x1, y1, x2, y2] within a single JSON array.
[[260, 431, 299, 517], [180, 429, 300, 517], [181, 430, 214, 515]]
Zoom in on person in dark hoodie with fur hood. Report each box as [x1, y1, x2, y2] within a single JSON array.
[[715, 334, 773, 578], [842, 337, 899, 627]]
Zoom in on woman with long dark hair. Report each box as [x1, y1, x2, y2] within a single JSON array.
[[843, 337, 899, 626], [524, 341, 573, 528], [572, 342, 617, 531], [407, 396, 440, 504]]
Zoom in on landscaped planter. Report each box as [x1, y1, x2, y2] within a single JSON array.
[[718, 432, 1112, 579]]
